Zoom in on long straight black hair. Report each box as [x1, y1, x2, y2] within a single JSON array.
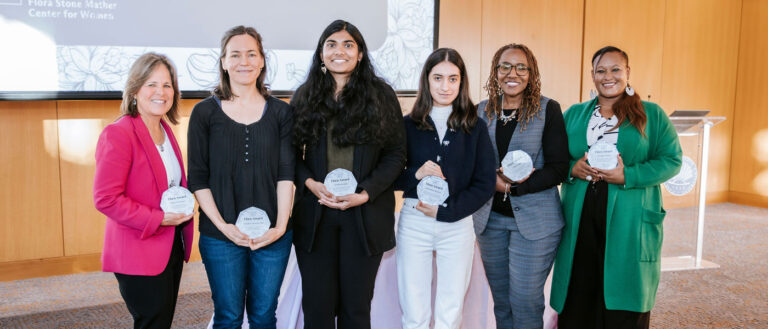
[[292, 20, 401, 148], [410, 48, 476, 133]]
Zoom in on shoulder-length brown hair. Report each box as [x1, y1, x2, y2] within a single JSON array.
[[214, 25, 270, 100], [591, 46, 646, 136], [411, 48, 476, 133], [120, 52, 181, 124], [483, 43, 542, 129]]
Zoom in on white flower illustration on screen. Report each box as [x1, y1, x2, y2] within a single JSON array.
[[372, 0, 434, 90], [58, 47, 135, 91], [285, 63, 307, 89], [187, 49, 219, 89], [264, 49, 278, 86]]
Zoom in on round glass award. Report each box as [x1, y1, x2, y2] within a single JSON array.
[[587, 140, 619, 170], [664, 155, 698, 196], [324, 168, 358, 197], [417, 175, 450, 206], [160, 186, 195, 215], [501, 150, 534, 182], [235, 207, 271, 239]]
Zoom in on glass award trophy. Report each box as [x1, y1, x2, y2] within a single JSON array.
[[235, 207, 271, 239], [160, 186, 195, 215], [324, 168, 358, 197], [587, 140, 619, 170], [501, 150, 534, 181], [417, 175, 449, 206]]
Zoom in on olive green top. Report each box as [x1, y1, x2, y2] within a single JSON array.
[[326, 119, 354, 174]]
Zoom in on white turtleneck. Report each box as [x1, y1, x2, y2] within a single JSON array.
[[429, 105, 452, 143]]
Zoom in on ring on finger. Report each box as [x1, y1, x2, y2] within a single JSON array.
[[585, 175, 593, 181]]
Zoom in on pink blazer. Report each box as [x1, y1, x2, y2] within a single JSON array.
[[94, 115, 194, 276]]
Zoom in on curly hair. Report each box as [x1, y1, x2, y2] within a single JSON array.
[[291, 20, 401, 148], [483, 43, 542, 129]]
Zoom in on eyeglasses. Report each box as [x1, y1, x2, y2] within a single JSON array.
[[496, 63, 530, 76]]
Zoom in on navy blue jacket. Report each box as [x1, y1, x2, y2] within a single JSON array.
[[396, 115, 496, 222]]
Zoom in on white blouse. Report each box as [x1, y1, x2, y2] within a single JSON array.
[[587, 104, 619, 147], [156, 129, 182, 188]]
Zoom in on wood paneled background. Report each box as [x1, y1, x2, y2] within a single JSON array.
[[1, 0, 764, 280]]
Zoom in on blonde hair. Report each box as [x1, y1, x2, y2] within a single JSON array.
[[120, 52, 181, 124]]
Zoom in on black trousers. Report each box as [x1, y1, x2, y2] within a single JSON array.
[[558, 181, 650, 329], [295, 208, 383, 329], [114, 228, 184, 329]]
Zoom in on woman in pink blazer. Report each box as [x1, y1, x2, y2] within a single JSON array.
[[93, 53, 194, 329]]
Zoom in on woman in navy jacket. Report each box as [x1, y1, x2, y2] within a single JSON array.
[[395, 48, 496, 329]]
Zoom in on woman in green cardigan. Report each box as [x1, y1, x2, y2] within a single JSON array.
[[550, 46, 682, 328]]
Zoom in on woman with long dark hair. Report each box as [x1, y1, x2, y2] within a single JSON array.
[[290, 20, 406, 329], [550, 46, 682, 328], [474, 43, 569, 329], [395, 47, 495, 329], [187, 26, 295, 328]]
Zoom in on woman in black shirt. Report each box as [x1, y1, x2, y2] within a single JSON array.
[[290, 20, 406, 329], [187, 26, 294, 328]]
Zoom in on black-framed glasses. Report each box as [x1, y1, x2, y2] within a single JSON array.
[[496, 63, 530, 76]]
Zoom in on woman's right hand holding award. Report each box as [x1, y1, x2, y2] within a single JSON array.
[[572, 152, 600, 182], [414, 160, 445, 180]]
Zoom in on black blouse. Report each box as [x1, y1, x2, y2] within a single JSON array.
[[187, 96, 295, 241]]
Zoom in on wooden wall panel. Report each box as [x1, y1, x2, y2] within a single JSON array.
[[659, 0, 742, 201], [729, 0, 768, 207], [57, 100, 120, 256], [438, 0, 483, 101], [581, 0, 665, 103], [0, 101, 64, 262], [480, 0, 584, 107]]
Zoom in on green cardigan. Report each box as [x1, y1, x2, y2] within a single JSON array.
[[550, 99, 682, 313]]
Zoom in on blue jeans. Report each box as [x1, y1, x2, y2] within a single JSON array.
[[199, 230, 293, 329]]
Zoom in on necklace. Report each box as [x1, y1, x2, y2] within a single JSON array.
[[500, 97, 520, 125], [500, 108, 517, 125]]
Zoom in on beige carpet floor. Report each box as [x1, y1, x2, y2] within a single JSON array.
[[1, 203, 765, 328]]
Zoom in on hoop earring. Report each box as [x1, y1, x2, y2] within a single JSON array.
[[625, 84, 635, 96], [320, 63, 327, 74], [132, 98, 137, 106]]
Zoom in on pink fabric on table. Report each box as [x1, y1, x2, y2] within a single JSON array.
[[208, 213, 558, 329]]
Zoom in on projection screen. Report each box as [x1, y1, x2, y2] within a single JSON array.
[[0, 0, 437, 99]]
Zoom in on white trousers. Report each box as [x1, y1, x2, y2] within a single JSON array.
[[396, 198, 476, 329]]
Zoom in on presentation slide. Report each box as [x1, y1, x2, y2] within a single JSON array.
[[0, 0, 435, 98]]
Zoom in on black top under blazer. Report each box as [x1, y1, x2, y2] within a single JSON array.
[[291, 93, 406, 256]]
